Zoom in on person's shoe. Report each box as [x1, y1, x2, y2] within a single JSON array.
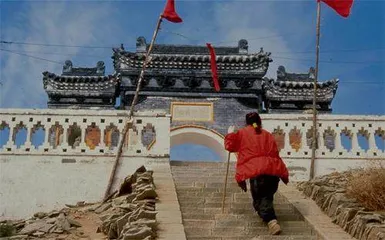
[[267, 219, 281, 235]]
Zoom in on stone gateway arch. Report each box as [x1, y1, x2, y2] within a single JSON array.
[[42, 37, 339, 157]]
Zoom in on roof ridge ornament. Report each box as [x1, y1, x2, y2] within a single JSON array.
[[61, 60, 105, 76], [277, 65, 316, 82], [63, 60, 73, 75], [238, 39, 248, 54], [136, 36, 147, 53]]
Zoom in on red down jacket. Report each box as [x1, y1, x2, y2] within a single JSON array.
[[224, 126, 289, 184]]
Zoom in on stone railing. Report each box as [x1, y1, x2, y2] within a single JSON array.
[[260, 114, 385, 180], [0, 109, 170, 157], [262, 114, 385, 160]]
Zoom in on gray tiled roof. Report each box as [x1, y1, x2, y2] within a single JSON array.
[[113, 50, 272, 74], [135, 36, 249, 55], [263, 78, 339, 102], [42, 71, 119, 97]]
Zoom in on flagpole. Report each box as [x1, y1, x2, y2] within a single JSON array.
[[103, 15, 163, 201], [222, 152, 231, 214], [310, 1, 321, 180]]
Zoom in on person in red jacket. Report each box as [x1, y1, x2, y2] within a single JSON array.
[[225, 112, 289, 235]]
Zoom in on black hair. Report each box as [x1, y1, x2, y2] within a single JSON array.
[[246, 112, 262, 134]]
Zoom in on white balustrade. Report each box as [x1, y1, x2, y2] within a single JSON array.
[[0, 109, 170, 157], [262, 114, 385, 160], [1, 110, 384, 160]]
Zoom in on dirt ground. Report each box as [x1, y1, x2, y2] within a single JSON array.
[[40, 206, 107, 240]]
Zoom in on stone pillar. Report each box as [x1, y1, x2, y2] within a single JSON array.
[[301, 128, 309, 151], [351, 132, 361, 152], [39, 124, 51, 151], [99, 124, 106, 148], [368, 132, 378, 151], [284, 128, 290, 152], [24, 124, 32, 148], [61, 124, 69, 148], [80, 126, 87, 148], [334, 131, 344, 152]]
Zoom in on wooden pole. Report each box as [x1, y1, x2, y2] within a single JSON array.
[[310, 1, 321, 180], [103, 15, 163, 201], [221, 152, 231, 214]]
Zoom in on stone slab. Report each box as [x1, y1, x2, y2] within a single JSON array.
[[278, 183, 356, 240]]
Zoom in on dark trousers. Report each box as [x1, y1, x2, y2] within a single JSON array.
[[249, 175, 280, 223]]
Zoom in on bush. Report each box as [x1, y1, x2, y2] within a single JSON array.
[[346, 161, 385, 211], [0, 223, 15, 237]]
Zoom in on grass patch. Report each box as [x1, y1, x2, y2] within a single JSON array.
[[0, 223, 15, 237], [346, 161, 385, 211]]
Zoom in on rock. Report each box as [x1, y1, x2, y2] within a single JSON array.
[[65, 204, 77, 208], [113, 196, 127, 206], [116, 213, 131, 236], [107, 222, 118, 239], [33, 212, 47, 219], [48, 211, 60, 218], [131, 218, 157, 230], [53, 228, 64, 234], [126, 194, 136, 203], [67, 218, 82, 228], [95, 203, 112, 214], [121, 224, 152, 239], [46, 218, 56, 224], [19, 220, 48, 235], [135, 188, 158, 201], [55, 213, 71, 232], [32, 231, 45, 237], [9, 235, 29, 239], [118, 203, 137, 212], [40, 223, 55, 233]]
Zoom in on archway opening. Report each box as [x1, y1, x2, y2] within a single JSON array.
[[171, 144, 221, 162], [170, 126, 236, 162]]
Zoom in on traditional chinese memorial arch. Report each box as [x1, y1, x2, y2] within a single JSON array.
[[40, 36, 342, 162]]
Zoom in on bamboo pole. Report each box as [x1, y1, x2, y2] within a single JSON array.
[[221, 152, 231, 214], [310, 1, 321, 180], [103, 15, 163, 201]]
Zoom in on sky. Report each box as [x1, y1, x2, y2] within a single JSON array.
[[0, 0, 384, 160]]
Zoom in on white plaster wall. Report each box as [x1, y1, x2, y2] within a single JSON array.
[[0, 109, 172, 220], [0, 155, 170, 220]]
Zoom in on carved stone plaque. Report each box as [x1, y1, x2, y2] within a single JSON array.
[[171, 102, 214, 122]]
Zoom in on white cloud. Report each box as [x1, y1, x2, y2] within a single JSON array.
[[0, 1, 125, 108]]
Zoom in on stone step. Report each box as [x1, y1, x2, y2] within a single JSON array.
[[180, 207, 297, 216], [183, 219, 309, 229], [176, 194, 290, 204], [182, 213, 304, 222], [171, 163, 316, 240], [184, 225, 314, 238], [178, 201, 295, 210]]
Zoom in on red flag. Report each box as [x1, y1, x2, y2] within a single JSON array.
[[320, 0, 353, 18], [161, 0, 183, 23], [206, 43, 220, 92]]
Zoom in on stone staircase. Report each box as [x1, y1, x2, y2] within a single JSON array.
[[170, 161, 318, 240]]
